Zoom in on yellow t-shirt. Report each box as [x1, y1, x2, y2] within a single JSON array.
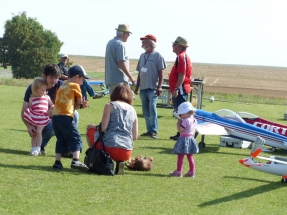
[[53, 82, 82, 117]]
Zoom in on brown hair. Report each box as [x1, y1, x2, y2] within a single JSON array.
[[31, 77, 47, 97], [110, 83, 133, 105]]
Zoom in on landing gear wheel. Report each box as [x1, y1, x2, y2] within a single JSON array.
[[281, 178, 287, 183], [198, 142, 205, 148], [271, 147, 276, 152]]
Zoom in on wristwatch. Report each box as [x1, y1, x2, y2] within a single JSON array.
[[174, 87, 179, 91]]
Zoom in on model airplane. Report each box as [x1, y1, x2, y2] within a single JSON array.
[[195, 109, 287, 151], [239, 136, 287, 183], [237, 112, 287, 138]]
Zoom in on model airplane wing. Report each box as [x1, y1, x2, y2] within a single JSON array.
[[196, 121, 229, 135]]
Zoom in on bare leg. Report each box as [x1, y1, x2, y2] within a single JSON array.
[[72, 150, 80, 159], [35, 126, 45, 147]]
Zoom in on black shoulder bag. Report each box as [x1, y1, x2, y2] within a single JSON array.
[[84, 123, 114, 176]]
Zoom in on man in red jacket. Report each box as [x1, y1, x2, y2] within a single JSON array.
[[169, 36, 192, 140]]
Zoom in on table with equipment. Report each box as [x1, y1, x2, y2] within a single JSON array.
[[158, 79, 204, 109]]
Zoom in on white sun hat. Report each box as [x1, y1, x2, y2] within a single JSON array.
[[177, 102, 196, 115]]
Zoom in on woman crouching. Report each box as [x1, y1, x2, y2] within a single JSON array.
[[86, 83, 138, 175]]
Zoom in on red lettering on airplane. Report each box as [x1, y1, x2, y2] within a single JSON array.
[[253, 122, 287, 136]]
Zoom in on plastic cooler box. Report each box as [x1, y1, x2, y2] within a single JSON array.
[[220, 136, 252, 149]]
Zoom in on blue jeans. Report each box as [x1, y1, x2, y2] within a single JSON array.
[[81, 79, 95, 100], [140, 89, 158, 134], [52, 115, 82, 153], [41, 110, 79, 147], [172, 93, 188, 112]]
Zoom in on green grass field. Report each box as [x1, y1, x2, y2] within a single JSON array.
[[1, 84, 287, 214]]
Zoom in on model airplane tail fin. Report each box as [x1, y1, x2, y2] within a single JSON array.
[[250, 136, 265, 155], [250, 148, 262, 157]]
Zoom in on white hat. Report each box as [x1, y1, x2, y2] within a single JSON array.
[[177, 102, 196, 114], [60, 54, 68, 58]]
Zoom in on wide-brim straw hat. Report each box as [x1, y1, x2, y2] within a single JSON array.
[[172, 36, 188, 47], [115, 24, 132, 34]]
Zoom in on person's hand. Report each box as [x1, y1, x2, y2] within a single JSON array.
[[130, 77, 136, 86], [47, 105, 54, 117], [27, 123, 36, 136], [172, 89, 178, 98], [82, 97, 89, 108], [156, 87, 162, 96], [86, 124, 97, 131], [134, 87, 139, 95]]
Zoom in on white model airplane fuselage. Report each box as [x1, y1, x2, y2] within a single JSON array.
[[239, 136, 287, 183]]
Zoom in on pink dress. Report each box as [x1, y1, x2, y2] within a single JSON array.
[[24, 96, 50, 126]]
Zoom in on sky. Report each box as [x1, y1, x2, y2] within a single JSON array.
[[0, 0, 287, 67]]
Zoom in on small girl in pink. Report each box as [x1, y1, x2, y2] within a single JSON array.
[[169, 102, 199, 177], [24, 77, 54, 156]]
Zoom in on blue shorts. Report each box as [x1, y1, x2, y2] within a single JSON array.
[[52, 115, 82, 154]]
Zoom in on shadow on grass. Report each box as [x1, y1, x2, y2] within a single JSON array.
[[198, 176, 284, 207], [0, 163, 89, 175], [0, 148, 32, 156], [0, 148, 57, 158]]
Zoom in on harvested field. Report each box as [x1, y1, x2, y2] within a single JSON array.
[[2, 55, 286, 99], [69, 55, 287, 99], [192, 63, 287, 99]]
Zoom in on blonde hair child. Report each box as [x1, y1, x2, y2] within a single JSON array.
[[24, 77, 54, 156]]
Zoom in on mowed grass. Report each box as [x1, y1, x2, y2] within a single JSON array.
[[1, 84, 287, 214]]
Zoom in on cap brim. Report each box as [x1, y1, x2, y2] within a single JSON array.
[[84, 75, 90, 79]]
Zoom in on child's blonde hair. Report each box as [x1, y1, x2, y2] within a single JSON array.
[[31, 77, 47, 97]]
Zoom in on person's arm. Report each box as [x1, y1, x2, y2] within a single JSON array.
[[134, 73, 141, 95], [46, 95, 54, 117], [60, 74, 68, 80], [156, 69, 164, 96], [177, 119, 185, 133], [172, 73, 185, 97], [132, 113, 138, 141], [118, 60, 136, 84], [101, 103, 113, 132], [74, 97, 88, 110]]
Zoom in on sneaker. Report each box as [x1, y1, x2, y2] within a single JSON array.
[[140, 132, 150, 136], [169, 170, 182, 177], [117, 162, 125, 175], [40, 150, 46, 155], [184, 171, 195, 178], [53, 162, 63, 170], [150, 132, 158, 139], [62, 150, 73, 158], [170, 133, 180, 140], [70, 160, 89, 171], [93, 94, 103, 99], [30, 149, 39, 156]]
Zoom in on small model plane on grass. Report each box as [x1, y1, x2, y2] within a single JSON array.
[[239, 136, 287, 183], [194, 109, 287, 151]]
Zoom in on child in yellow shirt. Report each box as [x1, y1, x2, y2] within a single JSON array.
[[52, 65, 89, 170]]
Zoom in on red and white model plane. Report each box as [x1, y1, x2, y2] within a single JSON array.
[[239, 136, 287, 183], [237, 111, 287, 151]]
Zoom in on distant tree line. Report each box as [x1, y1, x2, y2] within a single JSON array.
[[0, 12, 62, 78]]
